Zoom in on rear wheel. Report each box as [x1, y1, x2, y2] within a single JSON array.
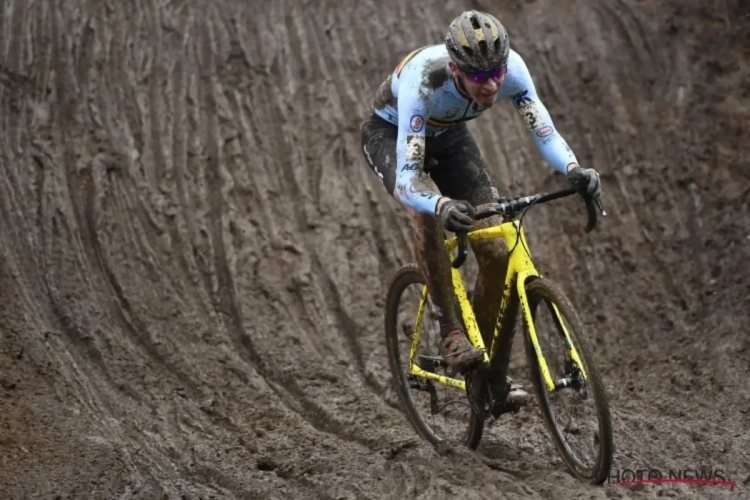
[[384, 264, 484, 448], [522, 277, 613, 484]]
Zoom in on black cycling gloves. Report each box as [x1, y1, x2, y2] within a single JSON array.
[[438, 198, 475, 232], [567, 166, 602, 198]]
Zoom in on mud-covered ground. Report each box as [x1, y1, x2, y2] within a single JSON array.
[[0, 0, 748, 498]]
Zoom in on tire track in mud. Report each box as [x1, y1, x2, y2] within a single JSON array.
[[1, 3, 273, 494], [196, 3, 403, 457], [24, 153, 161, 493], [251, 1, 403, 418], [26, 3, 147, 428], [156, 19, 360, 489], [53, 0, 203, 402], [192, 28, 385, 487], [42, 10, 244, 490], [198, 15, 268, 377]]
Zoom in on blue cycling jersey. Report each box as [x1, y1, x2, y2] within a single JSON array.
[[372, 44, 579, 214]]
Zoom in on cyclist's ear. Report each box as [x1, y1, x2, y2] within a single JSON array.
[[447, 61, 460, 79]]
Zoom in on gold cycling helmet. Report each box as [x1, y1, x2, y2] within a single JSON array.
[[445, 10, 510, 73]]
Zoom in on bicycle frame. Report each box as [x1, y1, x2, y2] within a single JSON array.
[[408, 219, 588, 393]]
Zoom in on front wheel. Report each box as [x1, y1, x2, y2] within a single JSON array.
[[522, 277, 613, 484]]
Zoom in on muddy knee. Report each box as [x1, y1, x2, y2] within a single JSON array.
[[469, 213, 508, 268], [408, 208, 444, 248], [468, 212, 508, 343], [409, 209, 451, 287], [408, 208, 459, 329]]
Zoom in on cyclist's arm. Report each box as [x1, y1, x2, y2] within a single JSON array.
[[393, 87, 441, 214], [502, 53, 579, 174]]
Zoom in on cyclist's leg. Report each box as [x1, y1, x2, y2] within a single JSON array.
[[361, 114, 457, 329], [427, 123, 508, 349], [406, 205, 460, 332], [361, 114, 480, 370], [428, 124, 526, 404]]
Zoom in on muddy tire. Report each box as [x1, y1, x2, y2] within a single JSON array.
[[522, 277, 614, 484]]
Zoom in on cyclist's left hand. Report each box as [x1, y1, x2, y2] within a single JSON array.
[[567, 165, 601, 198]]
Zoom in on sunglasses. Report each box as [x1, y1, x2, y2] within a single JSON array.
[[465, 67, 507, 84]]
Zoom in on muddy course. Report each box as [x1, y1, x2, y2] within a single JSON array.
[[1, 0, 749, 498]]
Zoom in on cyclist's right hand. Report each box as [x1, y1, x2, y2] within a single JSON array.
[[437, 198, 475, 232]]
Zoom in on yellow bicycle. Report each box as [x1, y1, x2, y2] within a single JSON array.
[[384, 185, 613, 484]]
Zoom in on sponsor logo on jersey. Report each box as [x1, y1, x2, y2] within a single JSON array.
[[512, 90, 533, 107], [410, 115, 424, 132], [536, 126, 554, 137]]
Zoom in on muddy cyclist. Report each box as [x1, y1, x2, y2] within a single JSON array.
[[361, 10, 601, 405]]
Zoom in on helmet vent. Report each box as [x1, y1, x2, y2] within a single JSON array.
[[478, 40, 488, 55]]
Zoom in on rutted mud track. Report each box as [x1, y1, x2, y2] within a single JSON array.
[[0, 1, 748, 498]]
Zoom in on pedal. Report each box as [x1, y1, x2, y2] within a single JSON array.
[[491, 399, 523, 418], [490, 382, 530, 417]]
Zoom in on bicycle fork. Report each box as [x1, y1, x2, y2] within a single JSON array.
[[517, 272, 588, 393]]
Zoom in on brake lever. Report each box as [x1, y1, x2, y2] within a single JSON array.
[[451, 232, 468, 269], [583, 193, 607, 233], [584, 197, 597, 233], [594, 195, 607, 217]]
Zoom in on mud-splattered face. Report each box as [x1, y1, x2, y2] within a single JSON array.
[[448, 61, 505, 109]]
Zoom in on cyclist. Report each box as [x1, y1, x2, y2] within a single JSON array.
[[361, 11, 601, 404]]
